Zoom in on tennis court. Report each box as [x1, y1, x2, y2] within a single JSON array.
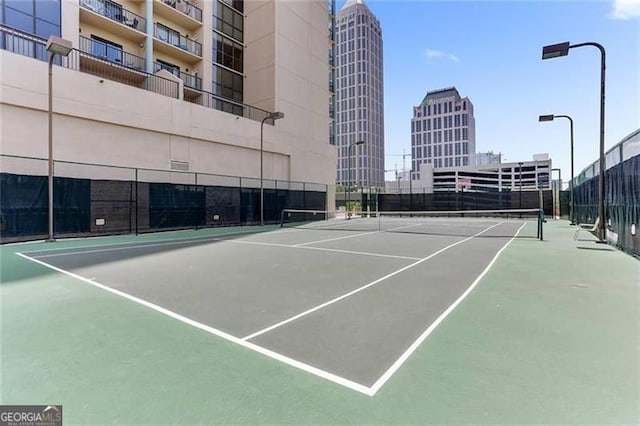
[[2, 214, 638, 424]]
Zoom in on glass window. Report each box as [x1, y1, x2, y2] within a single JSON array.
[[215, 1, 243, 42], [35, 18, 60, 38], [6, 0, 33, 15], [213, 64, 243, 102], [90, 35, 122, 63], [213, 32, 243, 73], [157, 59, 180, 77], [5, 7, 33, 32], [35, 0, 60, 24]]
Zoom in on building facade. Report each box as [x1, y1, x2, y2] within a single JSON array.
[[410, 87, 476, 178], [397, 155, 552, 194], [334, 0, 384, 189], [1, 0, 336, 204]]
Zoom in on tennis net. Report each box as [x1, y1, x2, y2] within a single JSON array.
[[280, 208, 544, 239]]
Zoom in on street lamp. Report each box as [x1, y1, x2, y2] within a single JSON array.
[[46, 36, 73, 242], [347, 140, 365, 219], [542, 40, 606, 242], [538, 114, 575, 224], [260, 111, 285, 225], [518, 162, 523, 210]]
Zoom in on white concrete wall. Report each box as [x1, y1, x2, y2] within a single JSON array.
[[0, 48, 333, 190]]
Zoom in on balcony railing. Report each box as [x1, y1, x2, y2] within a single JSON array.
[[80, 0, 146, 33], [154, 23, 202, 57], [0, 24, 178, 99], [188, 90, 271, 122], [161, 0, 203, 23], [1, 25, 275, 123], [153, 62, 201, 90], [80, 36, 145, 71]]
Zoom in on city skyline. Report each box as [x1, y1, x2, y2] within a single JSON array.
[[350, 0, 640, 184]]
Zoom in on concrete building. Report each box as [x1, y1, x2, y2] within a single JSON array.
[[410, 87, 476, 177], [399, 154, 552, 194], [1, 0, 336, 206], [334, 0, 384, 189]]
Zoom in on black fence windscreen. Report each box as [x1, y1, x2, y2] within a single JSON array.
[[1, 173, 90, 239], [376, 190, 553, 216], [574, 155, 639, 257], [0, 172, 327, 243]]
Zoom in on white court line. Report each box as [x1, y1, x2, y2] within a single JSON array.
[[15, 252, 375, 396], [22, 229, 268, 258], [221, 239, 420, 261], [29, 231, 419, 262], [368, 221, 527, 396], [293, 231, 379, 247], [16, 220, 525, 396], [241, 222, 503, 341]]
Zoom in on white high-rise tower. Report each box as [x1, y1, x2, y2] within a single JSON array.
[[335, 0, 384, 188]]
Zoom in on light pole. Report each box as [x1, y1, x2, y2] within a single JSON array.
[[347, 140, 365, 219], [46, 36, 73, 242], [542, 41, 606, 242], [260, 111, 285, 225], [539, 114, 575, 224], [518, 162, 523, 210]]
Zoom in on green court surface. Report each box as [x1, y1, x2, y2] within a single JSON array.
[[1, 221, 638, 425]]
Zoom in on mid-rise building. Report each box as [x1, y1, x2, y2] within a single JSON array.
[[1, 0, 337, 229], [410, 87, 476, 178], [334, 0, 384, 189]]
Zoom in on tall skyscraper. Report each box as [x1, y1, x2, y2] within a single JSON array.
[[410, 87, 476, 179], [335, 0, 384, 189]]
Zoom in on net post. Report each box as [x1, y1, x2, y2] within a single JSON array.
[[538, 208, 544, 240], [280, 209, 285, 228]]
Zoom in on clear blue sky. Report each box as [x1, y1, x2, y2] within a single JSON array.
[[349, 0, 640, 184]]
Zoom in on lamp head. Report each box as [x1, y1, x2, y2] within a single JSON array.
[[270, 111, 285, 120], [355, 140, 365, 145], [538, 114, 555, 122], [46, 36, 72, 56], [542, 42, 570, 60]]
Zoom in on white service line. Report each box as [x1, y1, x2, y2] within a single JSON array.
[[368, 221, 527, 396], [15, 252, 375, 396], [294, 231, 379, 246], [240, 222, 503, 341], [217, 238, 421, 261], [23, 229, 266, 258]]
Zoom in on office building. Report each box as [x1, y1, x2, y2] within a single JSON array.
[[334, 0, 384, 189], [410, 87, 476, 178]]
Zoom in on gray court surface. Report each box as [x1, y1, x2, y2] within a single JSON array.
[[21, 221, 530, 390]]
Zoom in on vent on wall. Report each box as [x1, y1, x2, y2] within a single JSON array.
[[170, 160, 190, 171]]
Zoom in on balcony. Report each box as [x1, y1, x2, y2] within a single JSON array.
[[153, 62, 202, 95], [80, 35, 145, 71], [153, 23, 202, 63], [0, 24, 179, 99], [79, 0, 146, 42], [154, 0, 202, 31]]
